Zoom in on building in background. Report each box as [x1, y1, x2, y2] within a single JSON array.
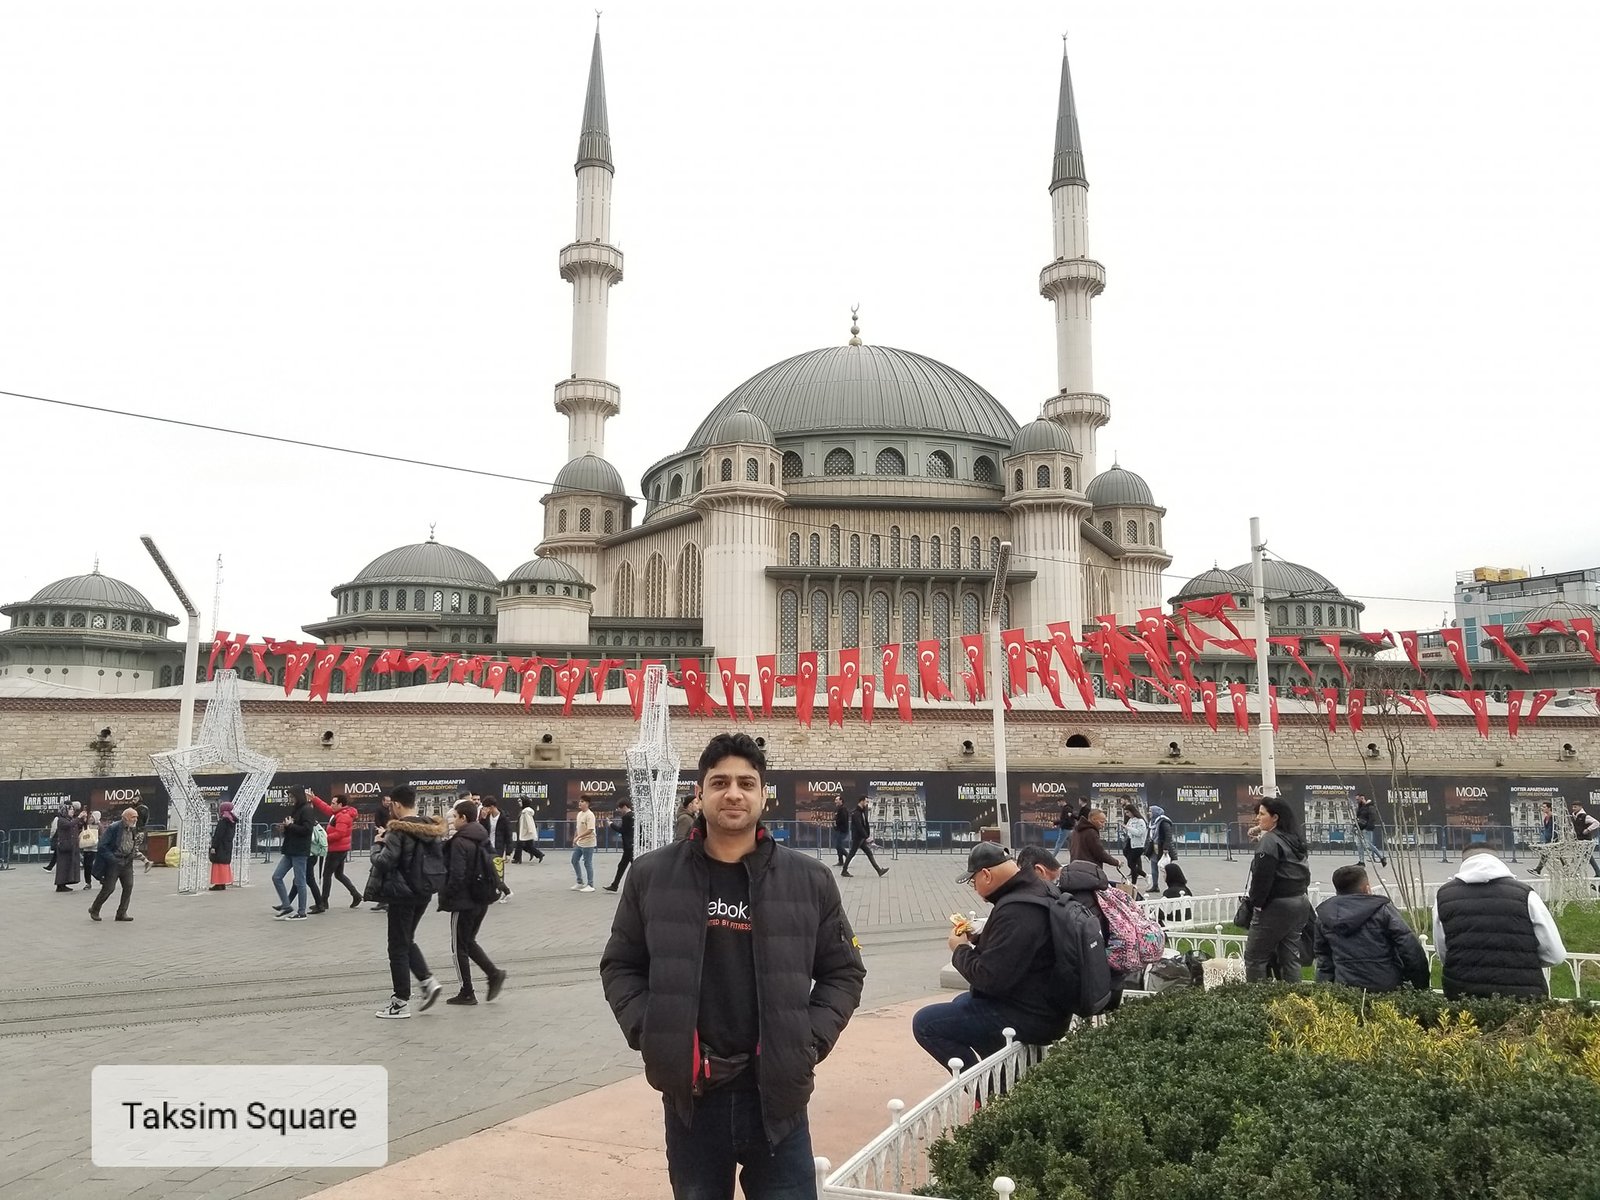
[[0, 567, 185, 693], [1454, 565, 1600, 661]]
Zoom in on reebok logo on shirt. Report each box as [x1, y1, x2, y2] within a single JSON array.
[[708, 897, 750, 922]]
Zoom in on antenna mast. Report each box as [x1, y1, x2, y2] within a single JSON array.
[[211, 554, 224, 638]]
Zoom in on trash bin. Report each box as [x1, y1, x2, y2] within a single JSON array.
[[979, 827, 1002, 843], [144, 830, 174, 864]]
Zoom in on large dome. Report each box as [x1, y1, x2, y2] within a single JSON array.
[[351, 539, 497, 588], [30, 571, 160, 612], [684, 344, 1019, 450], [1224, 558, 1352, 602], [1519, 599, 1600, 628], [1085, 464, 1155, 507], [1174, 566, 1250, 601]]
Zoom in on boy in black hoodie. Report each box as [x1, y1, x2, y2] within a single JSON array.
[[440, 800, 507, 1006], [1313, 865, 1429, 991]]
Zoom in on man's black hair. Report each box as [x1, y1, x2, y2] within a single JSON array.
[[1015, 845, 1060, 873], [617, 799, 633, 809], [454, 799, 480, 823], [391, 785, 417, 810], [697, 732, 767, 782], [1331, 864, 1367, 895]]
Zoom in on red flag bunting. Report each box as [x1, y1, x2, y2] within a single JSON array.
[[1482, 624, 1531, 673], [795, 652, 819, 727], [337, 646, 370, 693], [1316, 633, 1353, 683], [825, 675, 844, 727], [1046, 621, 1095, 707], [1527, 689, 1556, 724], [1527, 618, 1570, 636], [623, 667, 645, 719], [1173, 681, 1193, 723], [591, 659, 625, 703], [1347, 688, 1365, 732], [1027, 640, 1065, 707], [718, 658, 739, 720], [1198, 680, 1219, 731], [1506, 689, 1524, 737], [1439, 627, 1472, 681], [1398, 631, 1422, 674], [1268, 684, 1280, 733], [756, 654, 777, 717], [207, 631, 230, 680], [308, 645, 343, 702], [860, 676, 876, 724], [959, 635, 985, 699], [891, 674, 913, 722], [1227, 682, 1249, 732], [483, 659, 509, 695], [839, 648, 861, 707], [679, 658, 710, 716], [916, 639, 953, 701], [1321, 687, 1340, 732], [1000, 628, 1029, 694], [1571, 617, 1600, 664], [1268, 636, 1316, 683], [1447, 689, 1490, 737]]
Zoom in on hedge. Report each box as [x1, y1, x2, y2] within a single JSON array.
[[924, 985, 1600, 1200]]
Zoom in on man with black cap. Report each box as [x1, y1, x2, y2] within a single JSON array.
[[911, 843, 1074, 1070]]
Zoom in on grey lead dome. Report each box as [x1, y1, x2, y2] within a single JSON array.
[[29, 572, 161, 613], [553, 454, 627, 496], [707, 404, 776, 447], [1085, 464, 1156, 508], [352, 541, 498, 589], [1009, 417, 1075, 455], [506, 556, 589, 586]]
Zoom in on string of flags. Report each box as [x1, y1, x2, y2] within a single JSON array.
[[204, 594, 1600, 738]]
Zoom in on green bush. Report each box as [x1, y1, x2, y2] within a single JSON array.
[[922, 986, 1600, 1200]]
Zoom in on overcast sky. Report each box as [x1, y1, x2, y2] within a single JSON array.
[[4, 0, 1597, 642]]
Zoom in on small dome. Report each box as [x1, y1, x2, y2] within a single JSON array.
[[707, 404, 776, 447], [1224, 558, 1355, 605], [553, 454, 626, 496], [1008, 417, 1075, 455], [1519, 599, 1600, 629], [352, 540, 498, 588], [506, 556, 588, 587], [29, 572, 161, 612], [1085, 464, 1155, 507], [1174, 567, 1250, 602]]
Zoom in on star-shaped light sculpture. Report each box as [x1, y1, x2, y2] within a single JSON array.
[[625, 664, 680, 855], [151, 670, 279, 895], [1540, 819, 1598, 917]]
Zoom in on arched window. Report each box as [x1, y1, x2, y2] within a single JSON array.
[[364, 590, 374, 610], [396, 589, 407, 611], [930, 536, 942, 568], [910, 536, 922, 568], [614, 563, 635, 617], [1014, 469, 1025, 493], [579, 508, 593, 532], [927, 451, 953, 478], [720, 458, 733, 482], [746, 457, 759, 481], [1126, 520, 1138, 543], [874, 448, 906, 476], [1277, 605, 1288, 625], [962, 591, 981, 635], [1101, 521, 1113, 539], [432, 591, 443, 611], [91, 613, 105, 629], [810, 589, 830, 654], [1037, 465, 1052, 489], [677, 544, 702, 618], [989, 536, 1001, 566], [558, 509, 569, 533], [669, 475, 684, 499], [128, 616, 140, 632], [950, 527, 962, 569], [870, 590, 891, 666], [451, 592, 461, 612], [900, 591, 921, 693], [782, 452, 803, 480], [889, 526, 902, 568], [694, 468, 703, 491], [849, 534, 861, 567], [933, 591, 952, 682], [769, 463, 775, 485], [808, 533, 821, 566], [1295, 605, 1306, 625], [825, 448, 854, 475], [1063, 467, 1073, 490], [788, 532, 801, 565], [644, 554, 667, 617], [1147, 522, 1156, 544], [111, 613, 126, 630], [70, 611, 85, 627], [841, 590, 860, 648], [378, 589, 389, 611], [652, 484, 662, 505], [160, 665, 172, 687], [779, 589, 800, 677], [869, 535, 882, 568], [414, 589, 425, 611], [1312, 605, 1323, 625], [829, 525, 841, 565], [604, 511, 615, 534], [973, 456, 996, 484], [971, 536, 982, 567]]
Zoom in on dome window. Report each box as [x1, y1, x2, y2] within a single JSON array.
[[1312, 605, 1322, 625], [889, 527, 902, 568], [745, 458, 759, 481], [720, 458, 733, 482], [1014, 469, 1025, 493], [788, 533, 801, 565], [615, 563, 635, 616], [971, 536, 981, 567], [580, 508, 593, 532], [874, 448, 906, 476], [92, 614, 105, 629], [451, 592, 461, 613], [413, 590, 424, 610], [694, 468, 703, 491], [364, 590, 374, 610], [1147, 522, 1156, 544], [1295, 605, 1306, 625], [70, 612, 86, 628], [930, 536, 942, 568], [1277, 606, 1289, 625], [989, 537, 1001, 567], [825, 448, 854, 476], [669, 475, 684, 499], [558, 510, 569, 533], [397, 589, 407, 611], [1064, 468, 1073, 490], [15, 613, 26, 627], [869, 535, 882, 568], [1101, 521, 1113, 540], [782, 452, 803, 480], [927, 451, 953, 478], [379, 589, 389, 611], [849, 534, 861, 567], [160, 666, 172, 687], [1038, 465, 1053, 489], [950, 527, 962, 568], [1126, 520, 1138, 543], [433, 591, 444, 612], [130, 617, 142, 633], [768, 463, 775, 485], [910, 536, 922, 568], [468, 594, 478, 615], [973, 456, 996, 485], [604, 510, 616, 533], [808, 533, 821, 566]]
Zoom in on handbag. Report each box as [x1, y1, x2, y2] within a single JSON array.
[[1233, 898, 1253, 929]]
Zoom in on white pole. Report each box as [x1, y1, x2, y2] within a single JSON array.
[[141, 537, 200, 751], [1250, 518, 1278, 798], [988, 541, 1013, 848]]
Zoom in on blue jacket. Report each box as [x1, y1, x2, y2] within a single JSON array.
[[93, 820, 133, 878]]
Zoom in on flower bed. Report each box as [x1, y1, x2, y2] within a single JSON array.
[[924, 984, 1600, 1199]]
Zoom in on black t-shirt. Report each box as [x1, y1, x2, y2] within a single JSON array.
[[698, 859, 759, 1063]]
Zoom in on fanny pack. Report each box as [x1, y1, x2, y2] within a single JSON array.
[[692, 1049, 753, 1097]]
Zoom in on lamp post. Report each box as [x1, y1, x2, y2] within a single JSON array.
[[1249, 518, 1278, 798], [141, 537, 199, 752], [987, 540, 1013, 848]]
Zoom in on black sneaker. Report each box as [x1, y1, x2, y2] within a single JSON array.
[[486, 970, 507, 1002], [445, 993, 477, 1006]]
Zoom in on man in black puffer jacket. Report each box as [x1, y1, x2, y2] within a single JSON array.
[[1313, 865, 1429, 992], [601, 733, 864, 1199]]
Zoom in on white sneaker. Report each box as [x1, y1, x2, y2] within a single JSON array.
[[418, 977, 443, 1012], [570, 883, 584, 890], [501, 889, 514, 902], [580, 885, 595, 893], [375, 996, 410, 1020]]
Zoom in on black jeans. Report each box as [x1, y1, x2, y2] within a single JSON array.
[[90, 859, 135, 918], [663, 1090, 816, 1200], [911, 993, 1062, 1072], [609, 848, 635, 890], [384, 900, 432, 1001], [842, 837, 882, 873], [513, 838, 544, 863], [450, 906, 497, 994], [315, 850, 361, 907], [1123, 847, 1145, 883], [81, 850, 96, 883], [1244, 895, 1314, 983]]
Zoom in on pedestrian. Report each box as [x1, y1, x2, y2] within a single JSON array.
[[1145, 805, 1177, 898], [1068, 808, 1124, 878], [308, 790, 363, 910], [674, 792, 699, 842], [52, 803, 84, 892], [78, 810, 101, 890], [600, 732, 865, 1199], [1159, 862, 1194, 923], [209, 801, 237, 891], [1052, 802, 1073, 853], [1531, 801, 1555, 876], [369, 792, 394, 913], [603, 799, 636, 892], [42, 806, 61, 873], [1241, 799, 1313, 983], [1353, 794, 1387, 867], [439, 799, 507, 1006], [1570, 803, 1600, 877], [1120, 805, 1148, 886], [841, 795, 889, 878], [571, 797, 597, 891], [514, 798, 545, 863], [832, 797, 851, 867], [1431, 846, 1566, 1000], [271, 786, 316, 921], [1313, 865, 1429, 992], [1014, 844, 1062, 888], [133, 796, 153, 873], [370, 785, 446, 1019], [88, 807, 140, 922], [479, 797, 514, 902]]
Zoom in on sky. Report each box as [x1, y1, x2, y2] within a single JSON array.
[[4, 0, 1598, 641]]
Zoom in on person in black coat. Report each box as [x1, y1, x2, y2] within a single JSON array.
[[841, 796, 888, 877], [271, 787, 316, 919], [600, 733, 864, 1199], [1313, 865, 1429, 991], [478, 797, 514, 901], [439, 800, 506, 1005], [832, 799, 851, 866], [1242, 799, 1313, 983], [603, 800, 636, 892], [208, 801, 238, 891]]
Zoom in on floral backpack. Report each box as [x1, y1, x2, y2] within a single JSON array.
[[1096, 885, 1166, 974]]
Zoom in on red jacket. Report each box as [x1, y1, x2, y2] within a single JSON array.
[[309, 794, 357, 853]]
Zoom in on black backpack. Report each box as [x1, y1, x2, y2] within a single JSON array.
[[466, 841, 502, 906], [399, 835, 447, 898], [1008, 891, 1114, 1019]]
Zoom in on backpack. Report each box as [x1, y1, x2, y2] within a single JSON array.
[[1096, 886, 1167, 973], [398, 835, 447, 898], [466, 840, 502, 906], [310, 823, 328, 858], [1008, 892, 1114, 1019]]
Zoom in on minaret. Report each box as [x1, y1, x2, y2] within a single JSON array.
[[554, 24, 624, 462], [1040, 38, 1109, 482]]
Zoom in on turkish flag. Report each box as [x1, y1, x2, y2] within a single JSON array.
[[1046, 621, 1094, 707], [1198, 681, 1219, 730], [1317, 634, 1353, 683], [718, 658, 739, 720], [1571, 617, 1600, 664], [556, 658, 590, 715], [1527, 618, 1570, 636], [462, 655, 489, 684], [1291, 685, 1313, 698], [1321, 687, 1340, 732], [1170, 631, 1201, 690], [1399, 690, 1439, 730], [1178, 594, 1244, 640], [520, 656, 548, 696], [483, 659, 509, 695], [1210, 637, 1257, 659], [756, 654, 777, 717], [424, 654, 453, 683], [337, 646, 370, 693], [308, 645, 343, 701], [370, 647, 402, 675], [207, 631, 230, 679], [1173, 681, 1194, 722], [1439, 627, 1472, 681], [1268, 684, 1280, 733], [249, 640, 274, 681], [1347, 688, 1365, 732], [960, 670, 980, 704], [1360, 631, 1394, 649], [1137, 608, 1172, 671], [826, 675, 844, 727], [796, 652, 819, 727], [1027, 640, 1065, 707], [1482, 624, 1531, 672], [398, 652, 430, 674], [220, 632, 249, 670], [1001, 629, 1029, 694], [860, 676, 876, 724], [519, 665, 541, 709], [1227, 682, 1249, 732], [1506, 689, 1524, 737], [623, 667, 645, 719], [591, 659, 626, 703], [281, 644, 315, 695], [680, 658, 710, 716], [916, 639, 952, 700], [1527, 688, 1556, 724], [449, 656, 473, 686], [839, 648, 860, 707], [1448, 689, 1490, 738], [880, 645, 901, 690], [1269, 636, 1315, 683], [959, 635, 985, 700], [734, 675, 753, 721], [891, 674, 913, 722], [1398, 631, 1423, 674]]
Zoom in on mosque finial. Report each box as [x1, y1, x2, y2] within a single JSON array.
[[92, 553, 99, 574], [427, 523, 437, 543], [848, 304, 862, 346]]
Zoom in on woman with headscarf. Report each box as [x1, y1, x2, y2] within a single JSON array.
[[1242, 798, 1313, 982], [79, 810, 102, 889], [52, 803, 84, 891], [209, 801, 238, 891]]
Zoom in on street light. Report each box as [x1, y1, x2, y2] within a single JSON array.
[[987, 540, 1013, 848], [141, 536, 199, 752]]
